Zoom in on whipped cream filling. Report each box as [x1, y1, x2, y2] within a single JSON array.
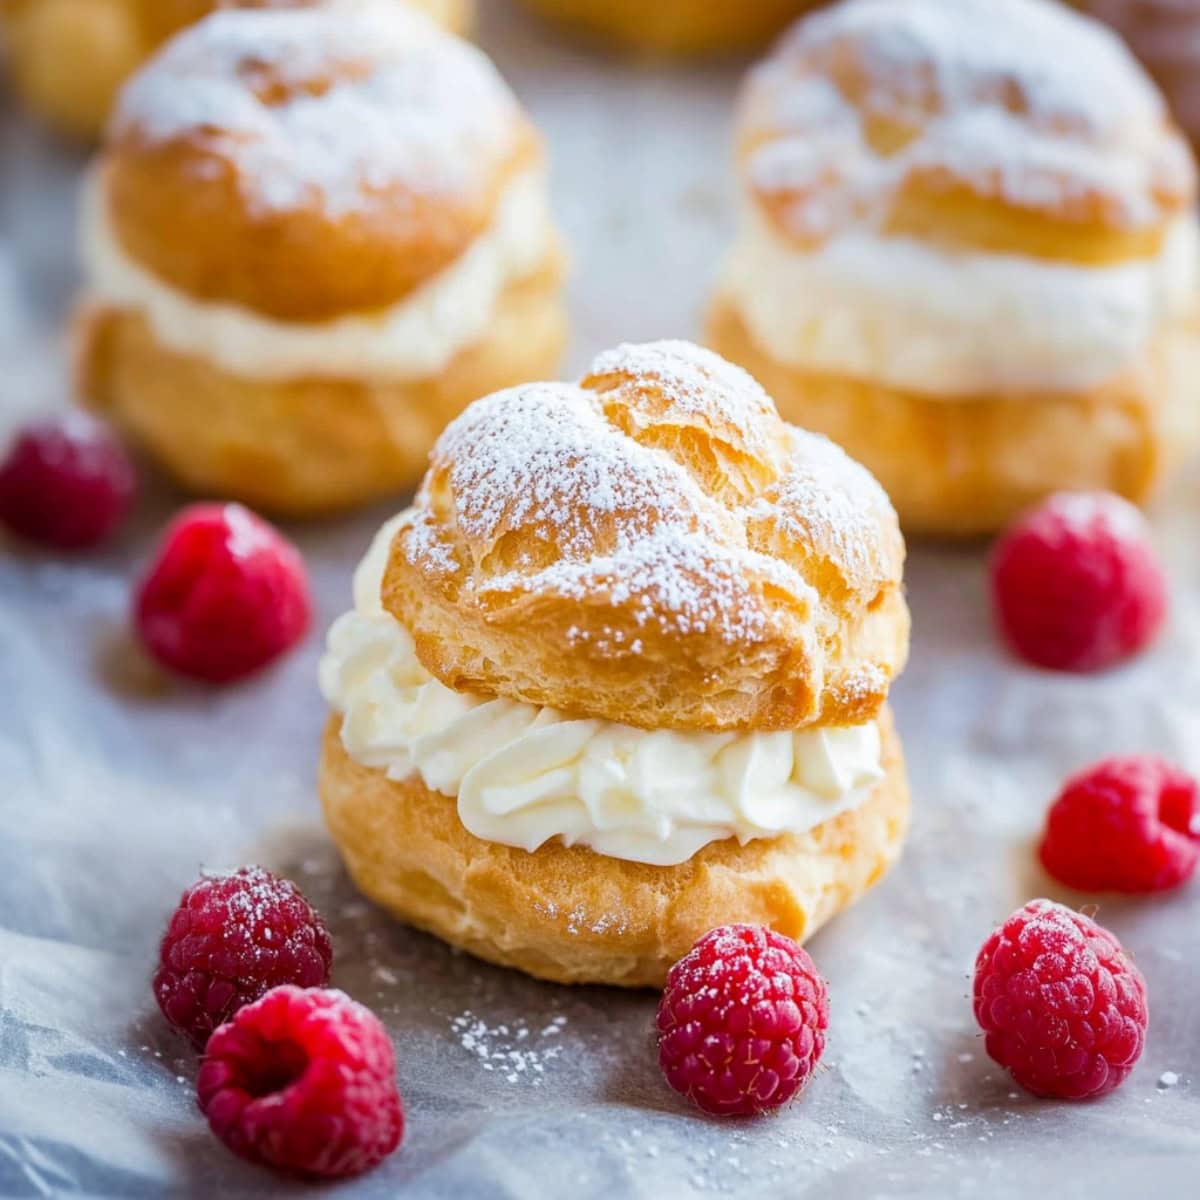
[[719, 201, 1200, 397], [80, 167, 551, 381], [318, 517, 885, 868]]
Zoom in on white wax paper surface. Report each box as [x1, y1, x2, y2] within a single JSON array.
[[1, 4, 1197, 1197]]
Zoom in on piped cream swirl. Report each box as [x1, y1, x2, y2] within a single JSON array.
[[318, 516, 885, 867]]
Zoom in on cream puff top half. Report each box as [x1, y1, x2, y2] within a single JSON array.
[[379, 340, 909, 735], [722, 0, 1200, 397], [83, 2, 550, 378]]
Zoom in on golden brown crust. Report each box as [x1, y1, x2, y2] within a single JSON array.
[[0, 0, 473, 141], [75, 251, 568, 515], [516, 0, 821, 56], [318, 707, 909, 987], [738, 0, 1195, 263], [382, 341, 908, 732], [708, 295, 1200, 538], [101, 2, 524, 319]]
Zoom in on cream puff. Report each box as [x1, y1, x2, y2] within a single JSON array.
[[0, 0, 473, 141], [318, 340, 910, 987], [708, 0, 1200, 538], [1073, 2, 1200, 150], [75, 1, 566, 515], [517, 0, 824, 57]]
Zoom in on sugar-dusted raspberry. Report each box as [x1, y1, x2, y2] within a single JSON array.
[[1040, 756, 1200, 893], [990, 491, 1167, 672], [134, 503, 311, 683], [154, 867, 332, 1050], [973, 900, 1148, 1100], [0, 413, 135, 549], [656, 924, 828, 1116], [198, 986, 403, 1178]]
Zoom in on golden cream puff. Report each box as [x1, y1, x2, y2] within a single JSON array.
[[517, 0, 824, 57], [75, 1, 566, 515], [0, 0, 473, 141], [1073, 2, 1200, 149], [318, 340, 910, 987], [708, 0, 1200, 538]]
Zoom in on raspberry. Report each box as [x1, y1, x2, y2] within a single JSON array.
[[990, 491, 1167, 672], [1040, 756, 1200, 893], [154, 867, 332, 1050], [198, 986, 403, 1178], [134, 503, 311, 683], [656, 924, 828, 1116], [973, 900, 1148, 1100], [0, 413, 135, 549]]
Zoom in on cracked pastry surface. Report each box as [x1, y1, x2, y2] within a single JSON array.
[[0, 0, 472, 140], [74, 1, 567, 514], [318, 340, 911, 986], [383, 340, 908, 733], [708, 0, 1200, 537]]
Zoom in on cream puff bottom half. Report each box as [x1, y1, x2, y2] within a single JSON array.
[[709, 297, 1200, 539], [319, 707, 909, 988], [76, 254, 567, 516], [518, 0, 817, 56]]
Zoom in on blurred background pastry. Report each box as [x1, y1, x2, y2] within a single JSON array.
[[75, 1, 566, 516], [517, 0, 824, 57], [319, 340, 910, 986], [1072, 1, 1200, 149], [708, 0, 1200, 537], [0, 0, 473, 140]]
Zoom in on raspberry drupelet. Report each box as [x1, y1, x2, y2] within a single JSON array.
[[973, 900, 1148, 1100], [198, 985, 403, 1178], [0, 413, 135, 549], [656, 924, 829, 1116], [154, 866, 332, 1050], [990, 491, 1167, 672], [1040, 756, 1200, 893], [134, 503, 311, 683]]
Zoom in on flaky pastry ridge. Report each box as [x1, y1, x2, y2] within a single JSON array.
[[382, 341, 908, 732]]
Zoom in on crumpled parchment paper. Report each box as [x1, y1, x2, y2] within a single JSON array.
[[1, 4, 1196, 1196]]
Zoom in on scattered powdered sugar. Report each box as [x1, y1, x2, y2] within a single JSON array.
[[1157, 1070, 1180, 1089], [534, 900, 630, 937], [449, 1011, 565, 1084], [743, 0, 1189, 239], [114, 3, 520, 216]]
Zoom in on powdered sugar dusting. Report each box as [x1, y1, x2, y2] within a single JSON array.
[[813, 0, 1160, 133], [590, 339, 777, 431], [114, 3, 520, 216], [402, 341, 901, 646], [534, 900, 630, 937], [1041, 491, 1151, 543], [450, 1011, 565, 1084], [743, 0, 1190, 239], [407, 369, 818, 645], [429, 381, 715, 557], [745, 429, 896, 580]]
